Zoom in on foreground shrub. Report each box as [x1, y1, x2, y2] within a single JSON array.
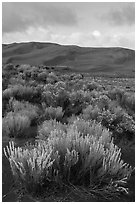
[[3, 112, 31, 138], [4, 122, 133, 196], [4, 141, 55, 193], [49, 128, 132, 187]]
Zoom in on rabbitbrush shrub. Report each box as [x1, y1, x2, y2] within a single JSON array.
[[3, 112, 31, 138], [4, 121, 133, 196]]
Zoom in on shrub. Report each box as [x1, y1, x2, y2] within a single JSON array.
[[8, 99, 40, 125], [108, 88, 135, 114], [37, 72, 48, 82], [68, 118, 112, 146], [42, 88, 57, 107], [82, 103, 135, 142], [4, 129, 132, 195], [40, 106, 64, 121], [46, 72, 58, 84], [37, 119, 67, 141], [49, 128, 132, 187], [86, 82, 102, 91], [95, 94, 110, 110], [3, 85, 41, 103], [3, 63, 15, 71], [68, 90, 88, 116], [122, 93, 135, 113], [82, 105, 101, 121], [108, 88, 125, 104], [2, 112, 31, 138], [4, 141, 55, 193]]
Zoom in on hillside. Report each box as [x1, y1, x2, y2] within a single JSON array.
[[2, 42, 135, 73]]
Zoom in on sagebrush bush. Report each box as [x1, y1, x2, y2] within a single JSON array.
[[68, 118, 112, 147], [4, 127, 132, 194], [37, 119, 67, 140], [49, 128, 132, 186], [4, 141, 55, 193], [3, 85, 40, 103], [82, 105, 101, 121], [3, 112, 31, 138], [41, 106, 64, 121], [37, 72, 48, 82], [122, 93, 135, 113], [86, 81, 102, 91], [8, 99, 39, 125], [82, 101, 135, 141], [3, 63, 15, 71]]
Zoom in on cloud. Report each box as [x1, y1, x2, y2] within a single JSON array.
[[92, 30, 101, 38], [3, 28, 135, 49], [103, 3, 135, 26], [2, 2, 78, 34]]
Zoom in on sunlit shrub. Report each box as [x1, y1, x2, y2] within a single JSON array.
[[4, 141, 55, 193], [48, 128, 132, 187], [67, 118, 112, 149], [3, 112, 31, 138], [37, 119, 67, 140], [4, 130, 132, 195]]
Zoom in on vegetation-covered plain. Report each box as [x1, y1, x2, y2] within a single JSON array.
[[2, 63, 135, 202]]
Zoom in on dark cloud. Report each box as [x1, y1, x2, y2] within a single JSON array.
[[103, 3, 135, 26], [2, 2, 78, 34]]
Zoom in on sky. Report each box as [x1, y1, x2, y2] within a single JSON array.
[[2, 2, 135, 49]]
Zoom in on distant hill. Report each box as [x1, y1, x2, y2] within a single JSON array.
[[2, 42, 135, 73]]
